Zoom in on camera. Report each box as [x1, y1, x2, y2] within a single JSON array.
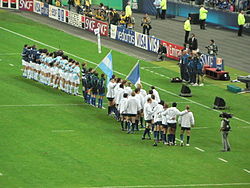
[[219, 112, 233, 119]]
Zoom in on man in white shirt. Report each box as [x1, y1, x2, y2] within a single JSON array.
[[165, 102, 187, 145], [106, 78, 117, 115], [124, 82, 132, 96], [152, 100, 164, 146], [161, 103, 169, 144], [151, 86, 160, 103], [125, 92, 140, 134], [135, 88, 145, 130], [178, 105, 194, 146], [119, 93, 129, 131], [142, 98, 154, 140]]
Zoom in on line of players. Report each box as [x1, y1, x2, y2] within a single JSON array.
[[21, 45, 81, 95], [106, 78, 195, 147]]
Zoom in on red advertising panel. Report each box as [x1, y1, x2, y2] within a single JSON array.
[[19, 0, 33, 11], [84, 16, 108, 36], [161, 40, 183, 60]]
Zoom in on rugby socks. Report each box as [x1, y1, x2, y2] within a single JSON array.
[[160, 131, 163, 141], [168, 134, 171, 144], [187, 136, 190, 144], [121, 121, 124, 130], [92, 97, 96, 106], [108, 106, 111, 115], [173, 134, 176, 144], [140, 117, 144, 128], [147, 128, 151, 138], [180, 134, 184, 141], [163, 134, 166, 143], [156, 131, 160, 142], [135, 120, 139, 131]]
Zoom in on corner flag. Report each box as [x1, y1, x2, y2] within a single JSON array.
[[97, 51, 113, 82], [126, 61, 140, 86]]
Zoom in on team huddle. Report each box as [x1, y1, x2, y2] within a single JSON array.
[[106, 79, 195, 146], [21, 44, 81, 95], [21, 44, 195, 147]]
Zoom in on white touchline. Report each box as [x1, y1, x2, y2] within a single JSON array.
[[9, 64, 14, 66], [0, 52, 20, 56], [243, 169, 250, 173], [192, 127, 209, 129], [195, 147, 205, 152], [218, 158, 228, 163], [51, 130, 75, 132], [81, 182, 250, 188], [141, 66, 161, 69], [0, 173, 3, 176], [0, 26, 249, 125], [0, 104, 89, 107]]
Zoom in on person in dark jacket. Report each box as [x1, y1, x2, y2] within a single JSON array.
[[157, 43, 167, 61], [188, 33, 198, 52]]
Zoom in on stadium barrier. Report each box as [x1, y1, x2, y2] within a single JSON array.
[[0, 0, 19, 9]]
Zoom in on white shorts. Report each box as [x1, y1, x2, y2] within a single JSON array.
[[22, 60, 27, 66]]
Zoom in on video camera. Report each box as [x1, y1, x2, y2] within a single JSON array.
[[219, 112, 233, 119]]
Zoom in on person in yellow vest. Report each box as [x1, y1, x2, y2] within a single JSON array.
[[85, 0, 91, 11], [238, 10, 245, 36], [55, 0, 61, 7], [199, 5, 208, 30], [120, 11, 127, 27], [161, 0, 167, 20], [184, 17, 191, 44], [125, 2, 132, 18]]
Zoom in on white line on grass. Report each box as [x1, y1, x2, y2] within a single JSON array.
[[9, 64, 14, 66], [0, 172, 3, 176], [141, 66, 161, 69], [1, 26, 249, 125], [218, 158, 228, 163], [195, 147, 205, 152], [192, 127, 209, 129], [0, 104, 88, 107], [0, 52, 20, 56], [243, 169, 250, 174], [81, 182, 250, 188], [52, 130, 75, 133]]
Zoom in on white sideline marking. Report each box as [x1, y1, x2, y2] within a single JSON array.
[[243, 169, 250, 174], [0, 172, 3, 176], [1, 26, 249, 125], [143, 68, 170, 79], [0, 52, 19, 56], [218, 158, 228, 163], [81, 182, 250, 188], [141, 66, 161, 69], [0, 104, 88, 107], [192, 127, 209, 129], [195, 147, 205, 152], [52, 130, 74, 133], [9, 64, 14, 66]]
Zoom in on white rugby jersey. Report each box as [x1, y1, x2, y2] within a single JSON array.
[[119, 98, 128, 114], [153, 104, 164, 123], [165, 107, 186, 124], [106, 82, 116, 98], [144, 102, 154, 121], [114, 88, 125, 105], [152, 89, 160, 103], [126, 96, 140, 114], [178, 110, 194, 128]]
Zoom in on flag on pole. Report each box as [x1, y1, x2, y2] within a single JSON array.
[[126, 61, 140, 86], [97, 51, 113, 82]]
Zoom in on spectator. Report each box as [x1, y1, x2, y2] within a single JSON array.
[[188, 33, 198, 52], [206, 39, 218, 55], [157, 43, 167, 61], [161, 0, 167, 20], [126, 16, 135, 29], [55, 0, 61, 7], [141, 14, 152, 35], [119, 11, 127, 27], [184, 17, 191, 44], [153, 0, 162, 19], [109, 8, 120, 25], [125, 2, 132, 18], [238, 10, 245, 36], [199, 5, 208, 30]]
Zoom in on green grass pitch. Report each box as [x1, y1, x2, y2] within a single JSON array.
[[0, 10, 250, 188]]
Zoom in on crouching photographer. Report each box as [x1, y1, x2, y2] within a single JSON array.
[[219, 112, 232, 152]]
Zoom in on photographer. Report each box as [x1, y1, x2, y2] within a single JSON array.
[[219, 112, 232, 152], [141, 14, 152, 35], [206, 40, 218, 56]]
